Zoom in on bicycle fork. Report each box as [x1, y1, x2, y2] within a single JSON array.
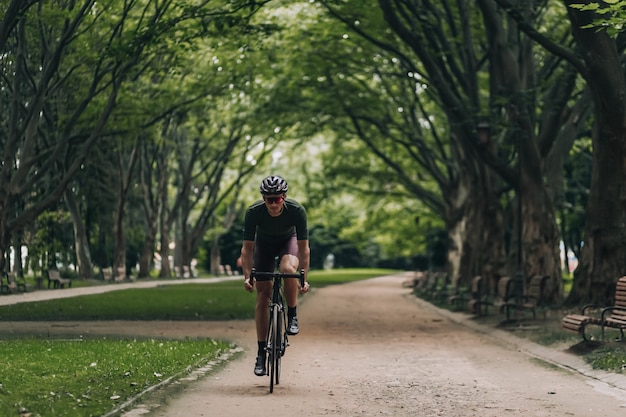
[[266, 302, 289, 358]]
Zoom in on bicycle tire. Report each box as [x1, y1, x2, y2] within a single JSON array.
[[275, 308, 283, 386], [269, 305, 279, 393]]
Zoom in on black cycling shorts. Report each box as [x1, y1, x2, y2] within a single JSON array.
[[253, 234, 298, 280]]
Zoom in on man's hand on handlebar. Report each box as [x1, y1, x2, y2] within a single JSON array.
[[244, 277, 255, 292], [244, 270, 309, 294]]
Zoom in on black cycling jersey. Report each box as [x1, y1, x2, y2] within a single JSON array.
[[242, 198, 308, 243]]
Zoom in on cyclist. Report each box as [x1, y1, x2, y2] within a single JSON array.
[[241, 175, 310, 376]]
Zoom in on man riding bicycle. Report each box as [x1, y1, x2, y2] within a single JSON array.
[[241, 175, 310, 376]]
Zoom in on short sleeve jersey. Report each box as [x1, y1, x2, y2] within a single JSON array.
[[242, 198, 308, 243]]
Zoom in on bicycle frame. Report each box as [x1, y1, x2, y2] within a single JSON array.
[[251, 267, 305, 393]]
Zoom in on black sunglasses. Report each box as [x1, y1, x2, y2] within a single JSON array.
[[264, 196, 284, 204]]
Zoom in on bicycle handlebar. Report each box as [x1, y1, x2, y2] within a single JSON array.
[[250, 268, 306, 288]]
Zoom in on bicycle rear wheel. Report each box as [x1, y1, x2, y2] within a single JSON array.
[[269, 305, 279, 393]]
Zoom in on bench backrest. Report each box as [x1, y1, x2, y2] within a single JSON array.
[[102, 267, 113, 280], [615, 276, 626, 305], [5, 271, 16, 289], [470, 275, 483, 296], [48, 270, 61, 280], [526, 275, 548, 304], [612, 276, 626, 321], [416, 271, 437, 291], [432, 272, 450, 293], [496, 276, 514, 300]]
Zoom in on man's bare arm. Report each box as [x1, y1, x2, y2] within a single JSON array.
[[241, 240, 255, 291], [297, 239, 311, 293]]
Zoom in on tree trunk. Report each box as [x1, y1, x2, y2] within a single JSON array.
[[478, 168, 508, 295], [485, 3, 563, 302], [113, 189, 127, 275], [158, 153, 172, 279], [520, 165, 562, 301], [445, 170, 482, 291], [112, 144, 139, 276], [159, 219, 172, 278], [137, 143, 160, 279], [564, 2, 626, 305], [12, 244, 23, 276], [180, 218, 192, 276], [210, 240, 221, 275], [0, 210, 8, 274], [64, 187, 93, 279], [138, 224, 157, 278], [567, 121, 626, 304]]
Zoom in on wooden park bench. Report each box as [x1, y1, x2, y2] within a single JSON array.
[[435, 273, 453, 303], [102, 267, 113, 282], [500, 275, 549, 321], [404, 270, 426, 290], [415, 271, 433, 294], [7, 272, 27, 293], [417, 272, 449, 301], [175, 266, 191, 279], [448, 276, 473, 309], [448, 276, 488, 314], [47, 269, 72, 289], [114, 267, 127, 282], [466, 275, 491, 315], [561, 276, 626, 342], [1, 272, 11, 294], [483, 275, 524, 319], [490, 276, 514, 313]]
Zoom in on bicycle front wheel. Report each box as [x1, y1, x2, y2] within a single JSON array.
[[275, 308, 283, 386], [269, 305, 280, 393]]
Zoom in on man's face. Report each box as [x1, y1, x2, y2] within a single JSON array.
[[263, 194, 285, 216]]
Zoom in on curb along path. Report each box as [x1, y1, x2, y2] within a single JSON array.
[[419, 297, 626, 395]]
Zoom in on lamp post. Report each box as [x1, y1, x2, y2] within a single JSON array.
[[477, 122, 524, 305], [514, 133, 524, 305]]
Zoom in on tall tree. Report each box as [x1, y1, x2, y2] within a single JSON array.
[[563, 1, 626, 304], [306, 0, 582, 301], [494, 0, 626, 304], [0, 0, 271, 276]]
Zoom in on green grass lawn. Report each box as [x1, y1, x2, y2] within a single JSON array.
[[0, 282, 256, 321], [0, 268, 400, 417], [308, 268, 400, 288], [0, 338, 232, 417], [0, 268, 400, 321]]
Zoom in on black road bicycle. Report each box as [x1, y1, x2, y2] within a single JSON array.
[[250, 267, 305, 393]]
